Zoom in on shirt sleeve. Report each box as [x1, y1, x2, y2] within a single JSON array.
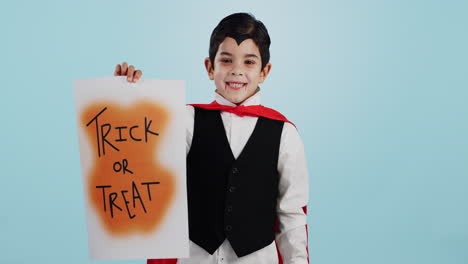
[[275, 122, 310, 264], [186, 105, 195, 156]]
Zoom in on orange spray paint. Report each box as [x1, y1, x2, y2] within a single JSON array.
[[81, 101, 175, 236]]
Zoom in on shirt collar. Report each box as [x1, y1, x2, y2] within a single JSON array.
[[214, 87, 261, 107]]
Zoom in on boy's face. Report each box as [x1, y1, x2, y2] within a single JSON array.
[[205, 37, 271, 105]]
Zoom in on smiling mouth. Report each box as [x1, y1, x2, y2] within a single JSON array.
[[225, 82, 247, 90]]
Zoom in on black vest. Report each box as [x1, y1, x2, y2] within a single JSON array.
[[187, 107, 284, 257]]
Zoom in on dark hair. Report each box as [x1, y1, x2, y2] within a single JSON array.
[[209, 13, 271, 71]]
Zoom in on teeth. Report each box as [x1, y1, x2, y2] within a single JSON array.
[[228, 82, 245, 88]]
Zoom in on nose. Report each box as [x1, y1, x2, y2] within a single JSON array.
[[230, 63, 244, 76]]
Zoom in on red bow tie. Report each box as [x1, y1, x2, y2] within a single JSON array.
[[189, 101, 295, 127]]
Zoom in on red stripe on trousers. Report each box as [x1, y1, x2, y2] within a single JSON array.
[[147, 259, 177, 264]]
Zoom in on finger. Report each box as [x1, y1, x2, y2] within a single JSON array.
[[127, 65, 135, 82], [114, 64, 121, 76], [121, 62, 128, 76], [134, 70, 142, 82]]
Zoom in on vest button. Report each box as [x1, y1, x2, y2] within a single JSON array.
[[232, 167, 238, 174], [229, 186, 236, 192], [226, 206, 233, 213], [225, 225, 232, 231]]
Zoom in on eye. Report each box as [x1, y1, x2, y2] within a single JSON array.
[[245, 60, 256, 65], [221, 58, 232, 63]]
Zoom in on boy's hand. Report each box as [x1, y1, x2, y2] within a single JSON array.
[[114, 62, 142, 83]]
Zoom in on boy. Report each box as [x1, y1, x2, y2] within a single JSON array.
[[114, 13, 309, 264]]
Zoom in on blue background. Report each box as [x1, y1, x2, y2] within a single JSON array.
[[1, 0, 467, 263]]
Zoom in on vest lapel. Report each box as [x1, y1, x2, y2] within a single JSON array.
[[215, 111, 264, 162]]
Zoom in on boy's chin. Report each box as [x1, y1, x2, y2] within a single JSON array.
[[216, 90, 249, 105]]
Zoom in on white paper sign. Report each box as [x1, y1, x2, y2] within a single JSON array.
[[74, 76, 188, 260]]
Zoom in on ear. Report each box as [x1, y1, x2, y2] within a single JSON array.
[[204, 57, 214, 80], [258, 62, 272, 83]]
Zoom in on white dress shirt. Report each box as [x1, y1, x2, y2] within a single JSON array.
[[177, 90, 309, 264]]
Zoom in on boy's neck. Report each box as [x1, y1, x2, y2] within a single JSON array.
[[215, 87, 261, 106]]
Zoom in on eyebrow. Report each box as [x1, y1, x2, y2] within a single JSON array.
[[220, 52, 260, 59]]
